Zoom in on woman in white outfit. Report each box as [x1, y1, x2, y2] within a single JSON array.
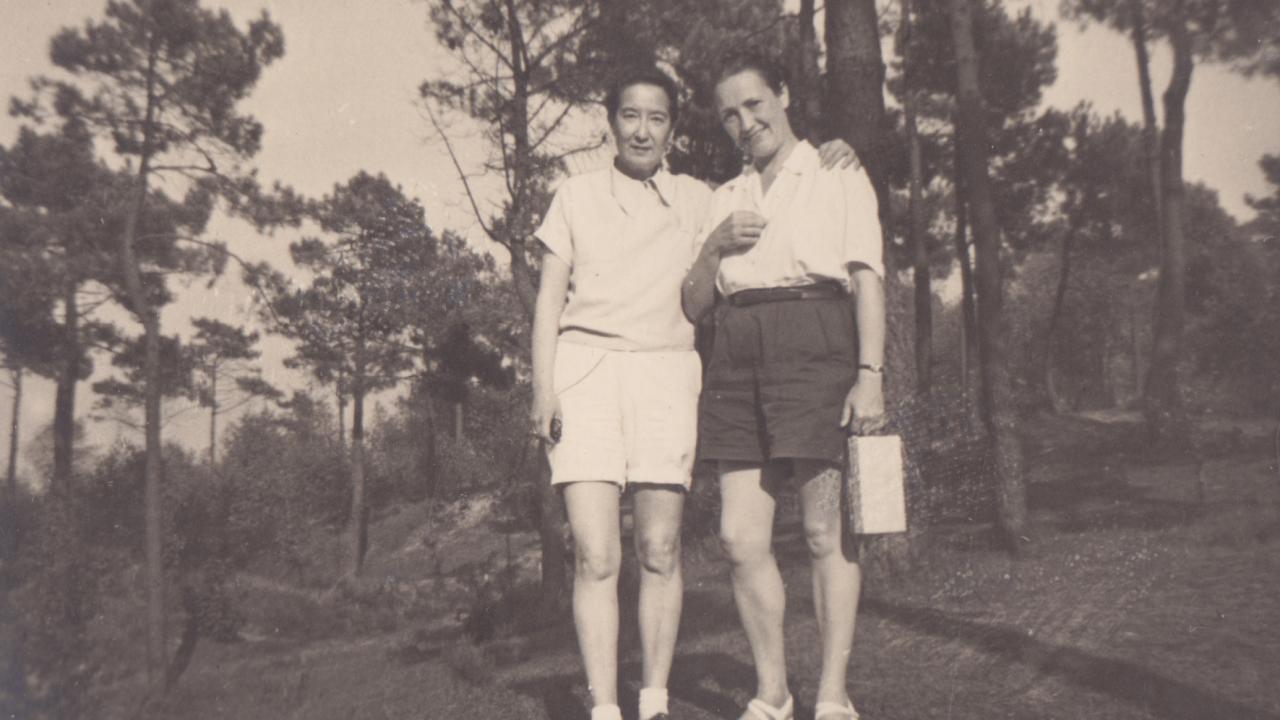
[[530, 67, 857, 720]]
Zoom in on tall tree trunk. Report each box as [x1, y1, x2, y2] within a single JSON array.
[[825, 0, 891, 201], [1130, 305, 1142, 402], [140, 209, 166, 699], [1096, 337, 1114, 408], [413, 375, 438, 498], [1043, 206, 1082, 410], [1143, 16, 1193, 446], [208, 372, 218, 465], [336, 386, 347, 450], [6, 368, 19, 503], [953, 143, 979, 418], [503, 0, 569, 615], [111, 34, 170, 689], [4, 367, 20, 559], [122, 227, 166, 687], [949, 0, 1027, 551], [119, 144, 167, 694], [1130, 0, 1164, 240], [140, 274, 166, 690], [903, 0, 932, 394], [422, 398, 436, 488], [788, 0, 823, 140], [502, 0, 541, 315], [507, 246, 538, 317], [0, 370, 18, 713], [827, 0, 920, 572], [50, 278, 89, 715], [52, 280, 79, 496], [347, 365, 367, 578], [0, 377, 17, 720]]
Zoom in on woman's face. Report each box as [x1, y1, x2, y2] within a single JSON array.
[[714, 69, 792, 163], [610, 82, 674, 177]]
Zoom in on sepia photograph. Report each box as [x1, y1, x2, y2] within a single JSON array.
[[1, 0, 1278, 718]]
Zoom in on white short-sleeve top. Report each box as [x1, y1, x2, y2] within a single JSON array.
[[697, 140, 884, 296], [534, 165, 713, 351]]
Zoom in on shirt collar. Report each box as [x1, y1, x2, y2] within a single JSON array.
[[742, 139, 818, 179], [732, 140, 816, 212], [610, 163, 675, 215]]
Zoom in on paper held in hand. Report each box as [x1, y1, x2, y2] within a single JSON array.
[[846, 434, 907, 535]]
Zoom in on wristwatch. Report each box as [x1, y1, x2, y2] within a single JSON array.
[[857, 363, 884, 374]]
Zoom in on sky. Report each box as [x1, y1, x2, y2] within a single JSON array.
[[2, 0, 1279, 480]]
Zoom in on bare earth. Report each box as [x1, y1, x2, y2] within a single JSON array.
[[101, 413, 1280, 719]]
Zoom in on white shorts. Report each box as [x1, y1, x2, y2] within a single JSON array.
[[547, 340, 701, 488]]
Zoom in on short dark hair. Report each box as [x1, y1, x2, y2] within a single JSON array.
[[711, 50, 787, 95], [604, 67, 680, 125]]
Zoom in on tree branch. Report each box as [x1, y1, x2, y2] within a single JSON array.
[[494, 112, 518, 203], [442, 3, 517, 74], [150, 163, 217, 175], [529, 101, 578, 154], [422, 101, 497, 241], [529, 8, 598, 66]]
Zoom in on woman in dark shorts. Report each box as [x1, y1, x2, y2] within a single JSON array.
[[682, 52, 887, 720], [532, 66, 858, 720]]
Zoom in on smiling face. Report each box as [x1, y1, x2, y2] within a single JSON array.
[[609, 82, 674, 179], [714, 69, 794, 166]]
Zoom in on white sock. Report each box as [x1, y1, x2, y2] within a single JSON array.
[[639, 687, 669, 719], [590, 704, 623, 720]]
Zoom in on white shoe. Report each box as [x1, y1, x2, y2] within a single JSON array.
[[743, 694, 794, 720], [814, 698, 859, 719]]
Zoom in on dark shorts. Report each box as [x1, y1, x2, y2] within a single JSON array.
[[698, 295, 858, 465]]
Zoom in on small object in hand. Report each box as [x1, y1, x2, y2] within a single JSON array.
[[550, 417, 562, 443]]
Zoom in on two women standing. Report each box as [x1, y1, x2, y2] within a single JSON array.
[[530, 54, 885, 720]]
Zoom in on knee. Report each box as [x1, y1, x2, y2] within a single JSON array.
[[636, 531, 681, 577], [803, 518, 842, 559], [719, 523, 771, 567], [574, 543, 620, 583]]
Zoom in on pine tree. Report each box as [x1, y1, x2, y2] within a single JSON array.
[[264, 172, 432, 577], [15, 0, 288, 689]]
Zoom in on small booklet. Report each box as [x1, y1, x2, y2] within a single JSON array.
[[846, 434, 908, 535]]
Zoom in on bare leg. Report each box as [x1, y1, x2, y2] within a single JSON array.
[[632, 485, 685, 714], [795, 460, 860, 709], [564, 481, 623, 708], [719, 461, 790, 715]]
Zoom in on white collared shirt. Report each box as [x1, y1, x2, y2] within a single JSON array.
[[698, 140, 884, 296], [535, 165, 712, 351]]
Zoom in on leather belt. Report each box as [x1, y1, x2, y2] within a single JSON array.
[[728, 281, 846, 307]]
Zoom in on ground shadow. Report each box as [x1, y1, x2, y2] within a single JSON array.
[[508, 650, 782, 720], [861, 598, 1280, 720], [1028, 462, 1204, 534]]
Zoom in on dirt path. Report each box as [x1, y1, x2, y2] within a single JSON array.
[[119, 419, 1280, 720]]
